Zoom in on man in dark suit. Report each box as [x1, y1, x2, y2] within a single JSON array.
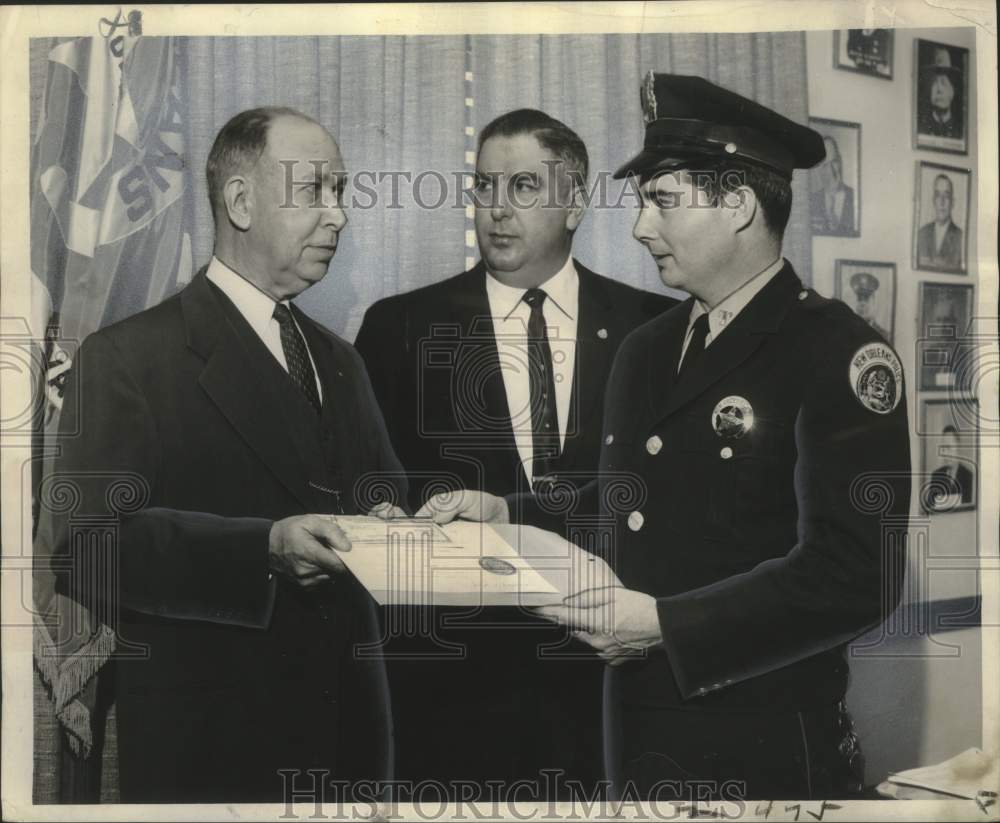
[[49, 107, 405, 803], [809, 135, 855, 235], [355, 109, 673, 795], [917, 173, 964, 271], [925, 425, 974, 510], [424, 75, 911, 801]]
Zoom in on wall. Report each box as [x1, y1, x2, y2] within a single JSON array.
[[806, 26, 983, 782]]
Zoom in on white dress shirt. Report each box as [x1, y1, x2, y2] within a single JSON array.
[[206, 256, 323, 401], [933, 220, 949, 255], [678, 257, 785, 370], [485, 256, 579, 485]]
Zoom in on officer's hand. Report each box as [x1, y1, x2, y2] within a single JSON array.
[[268, 514, 351, 588], [367, 501, 408, 520], [414, 490, 510, 525], [535, 586, 662, 665]]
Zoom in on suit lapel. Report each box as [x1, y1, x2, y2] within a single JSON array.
[[183, 274, 314, 511], [295, 308, 361, 501], [652, 264, 803, 424], [562, 264, 615, 466]]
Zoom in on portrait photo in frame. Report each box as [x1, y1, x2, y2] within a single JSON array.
[[808, 117, 861, 237], [835, 260, 896, 344], [914, 38, 969, 154], [919, 397, 978, 514], [917, 281, 975, 391], [834, 29, 894, 78], [913, 160, 970, 274]]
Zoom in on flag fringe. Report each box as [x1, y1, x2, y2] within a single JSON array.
[[33, 613, 117, 759]]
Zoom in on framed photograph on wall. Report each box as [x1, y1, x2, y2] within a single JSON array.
[[919, 398, 978, 514], [834, 29, 894, 78], [808, 117, 861, 237], [835, 260, 895, 343], [913, 161, 970, 274], [917, 282, 974, 391], [914, 38, 969, 154]]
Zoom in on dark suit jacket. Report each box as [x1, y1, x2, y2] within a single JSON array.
[[810, 185, 855, 234], [927, 463, 974, 509], [353, 260, 674, 790], [355, 260, 675, 510], [51, 272, 406, 802], [917, 220, 964, 271]]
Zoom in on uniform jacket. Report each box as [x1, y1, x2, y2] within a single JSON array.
[[516, 263, 911, 711], [355, 260, 675, 510], [50, 271, 406, 802]]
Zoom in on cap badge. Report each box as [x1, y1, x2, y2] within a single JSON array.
[[642, 70, 658, 124]]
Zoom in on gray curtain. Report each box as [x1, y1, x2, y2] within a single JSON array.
[[177, 32, 812, 341]]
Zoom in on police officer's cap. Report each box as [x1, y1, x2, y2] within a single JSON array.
[[613, 72, 826, 181], [922, 46, 962, 81], [850, 271, 880, 297]]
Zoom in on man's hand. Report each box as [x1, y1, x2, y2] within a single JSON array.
[[413, 489, 510, 525], [268, 514, 351, 588], [535, 586, 663, 665], [367, 501, 408, 520]]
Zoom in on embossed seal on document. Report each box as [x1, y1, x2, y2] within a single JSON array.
[[480, 556, 516, 575]]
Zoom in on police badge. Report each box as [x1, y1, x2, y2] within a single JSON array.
[[642, 70, 658, 124], [712, 396, 755, 439], [850, 343, 903, 414]]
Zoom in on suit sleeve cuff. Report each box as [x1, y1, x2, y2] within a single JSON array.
[[656, 592, 749, 700]]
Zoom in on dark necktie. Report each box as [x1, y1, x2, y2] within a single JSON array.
[[677, 312, 710, 378], [273, 303, 321, 414], [522, 288, 561, 488]]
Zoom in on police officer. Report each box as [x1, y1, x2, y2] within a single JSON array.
[[849, 270, 892, 341], [419, 73, 912, 801]]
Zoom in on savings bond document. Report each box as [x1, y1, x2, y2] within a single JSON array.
[[329, 517, 620, 606]]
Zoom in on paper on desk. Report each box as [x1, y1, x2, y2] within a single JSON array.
[[330, 516, 562, 606], [886, 747, 998, 800]]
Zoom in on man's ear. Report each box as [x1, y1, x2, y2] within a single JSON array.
[[728, 184, 758, 234], [223, 176, 252, 231], [565, 181, 587, 232]]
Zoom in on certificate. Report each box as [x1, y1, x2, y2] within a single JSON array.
[[329, 517, 618, 606]]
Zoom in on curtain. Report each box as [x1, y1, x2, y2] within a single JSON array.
[[175, 32, 811, 341]]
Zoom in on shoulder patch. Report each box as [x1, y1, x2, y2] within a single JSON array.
[[849, 343, 903, 414]]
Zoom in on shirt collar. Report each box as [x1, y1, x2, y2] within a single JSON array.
[[688, 257, 785, 341], [206, 256, 289, 336], [485, 256, 579, 322]]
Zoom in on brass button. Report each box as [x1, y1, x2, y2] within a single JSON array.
[[605, 434, 614, 445], [798, 290, 809, 301], [720, 446, 733, 459], [646, 435, 663, 455]]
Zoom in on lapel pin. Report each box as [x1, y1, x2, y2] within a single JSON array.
[[712, 395, 754, 439], [597, 328, 608, 339]]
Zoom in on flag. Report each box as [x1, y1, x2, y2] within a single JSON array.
[[30, 11, 193, 800]]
